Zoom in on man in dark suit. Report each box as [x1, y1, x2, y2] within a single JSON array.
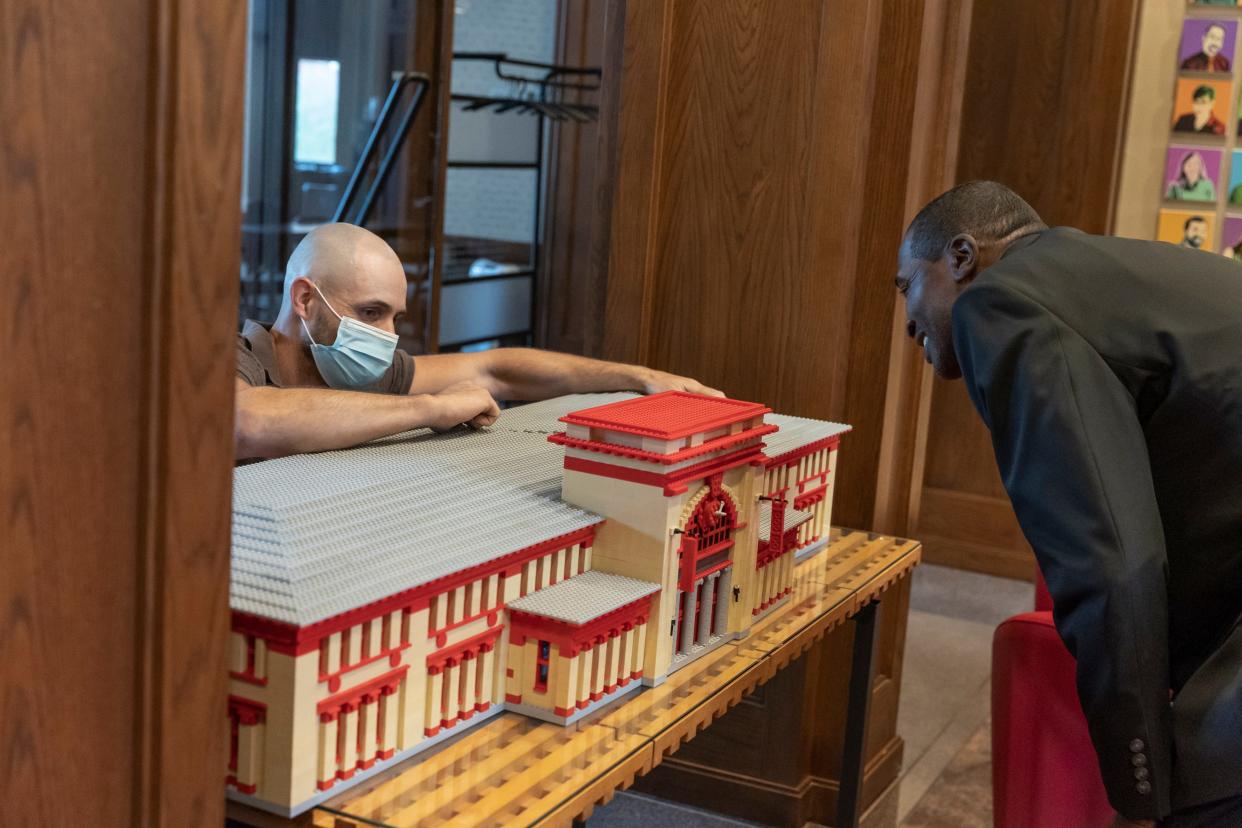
[[895, 181, 1242, 827]]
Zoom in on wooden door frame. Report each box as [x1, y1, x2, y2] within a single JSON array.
[[3, 0, 244, 823]]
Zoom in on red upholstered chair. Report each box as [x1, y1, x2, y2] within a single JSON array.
[[991, 573, 1115, 828]]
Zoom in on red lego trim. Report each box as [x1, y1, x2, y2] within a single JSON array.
[[548, 423, 777, 465], [425, 625, 502, 670], [424, 725, 441, 737], [228, 671, 268, 688], [506, 693, 523, 704], [475, 701, 491, 713], [509, 594, 653, 656], [694, 557, 734, 582], [797, 469, 829, 488], [631, 670, 643, 680], [232, 525, 597, 656], [357, 758, 375, 771], [430, 603, 503, 642], [379, 748, 395, 760], [316, 665, 408, 717], [554, 705, 575, 717], [793, 485, 827, 511], [558, 391, 771, 439], [564, 443, 767, 496], [228, 695, 268, 725], [765, 433, 845, 468], [233, 781, 257, 795], [317, 779, 336, 792], [318, 642, 411, 688]]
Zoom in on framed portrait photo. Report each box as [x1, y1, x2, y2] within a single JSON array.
[[1164, 145, 1223, 201], [1179, 18, 1237, 72], [1157, 208, 1215, 250], [1172, 77, 1233, 135]]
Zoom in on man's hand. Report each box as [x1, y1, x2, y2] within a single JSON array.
[[427, 382, 501, 432], [639, 368, 725, 397], [1111, 815, 1155, 828]]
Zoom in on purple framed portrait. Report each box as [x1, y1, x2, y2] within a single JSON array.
[[1221, 217, 1242, 260], [1179, 19, 1238, 72], [1164, 145, 1222, 201]]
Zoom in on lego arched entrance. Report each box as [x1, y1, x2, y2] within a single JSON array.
[[674, 476, 738, 658]]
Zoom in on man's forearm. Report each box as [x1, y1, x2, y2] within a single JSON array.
[[480, 348, 648, 400], [235, 386, 446, 460]]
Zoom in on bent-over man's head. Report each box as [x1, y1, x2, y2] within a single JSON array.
[[277, 222, 407, 346], [896, 181, 1046, 379]]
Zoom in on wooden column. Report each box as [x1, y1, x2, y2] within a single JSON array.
[[596, 0, 959, 822], [1, 0, 244, 824]]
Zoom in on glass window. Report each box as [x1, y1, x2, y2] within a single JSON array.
[[293, 58, 340, 166]]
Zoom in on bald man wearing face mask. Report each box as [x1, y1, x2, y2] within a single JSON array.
[[235, 223, 720, 461]]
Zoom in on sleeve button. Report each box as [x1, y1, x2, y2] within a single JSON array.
[[1137, 780, 1152, 795], [1134, 767, 1149, 780], [1132, 753, 1147, 767], [1129, 738, 1146, 753]]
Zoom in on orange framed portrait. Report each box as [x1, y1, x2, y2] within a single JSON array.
[[1157, 208, 1215, 249], [1171, 77, 1233, 136]]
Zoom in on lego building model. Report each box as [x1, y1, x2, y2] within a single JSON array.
[[227, 391, 850, 815]]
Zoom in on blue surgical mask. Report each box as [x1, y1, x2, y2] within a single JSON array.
[[300, 283, 399, 390]]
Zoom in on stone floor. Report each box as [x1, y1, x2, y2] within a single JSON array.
[[585, 563, 1033, 828]]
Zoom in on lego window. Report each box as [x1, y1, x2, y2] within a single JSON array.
[[534, 640, 551, 692], [685, 489, 738, 550]]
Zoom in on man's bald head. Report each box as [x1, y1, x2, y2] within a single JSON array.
[[279, 223, 407, 337], [284, 223, 404, 295]]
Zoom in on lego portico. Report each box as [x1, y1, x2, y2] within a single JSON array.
[[227, 392, 849, 816]]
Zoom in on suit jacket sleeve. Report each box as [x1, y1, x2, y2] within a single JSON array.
[[952, 281, 1173, 819]]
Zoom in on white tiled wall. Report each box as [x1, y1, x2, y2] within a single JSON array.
[[445, 0, 558, 242]]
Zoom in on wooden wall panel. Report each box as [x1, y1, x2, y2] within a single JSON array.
[[539, 0, 609, 356], [598, 0, 959, 822], [872, 0, 973, 539], [912, 0, 1139, 579], [1, 0, 243, 823], [601, 0, 927, 531]]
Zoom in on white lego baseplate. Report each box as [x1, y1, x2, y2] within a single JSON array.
[[495, 392, 640, 434], [762, 412, 851, 459], [231, 427, 602, 626]]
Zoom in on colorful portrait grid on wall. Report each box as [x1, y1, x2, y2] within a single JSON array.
[[1164, 7, 1242, 258]]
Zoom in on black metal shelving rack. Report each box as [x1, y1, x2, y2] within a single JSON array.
[[437, 52, 600, 352]]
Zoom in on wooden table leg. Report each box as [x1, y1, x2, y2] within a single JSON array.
[[836, 599, 880, 828]]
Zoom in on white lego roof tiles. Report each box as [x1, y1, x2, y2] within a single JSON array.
[[505, 570, 660, 625], [762, 412, 851, 460], [757, 501, 816, 543], [231, 427, 603, 626]]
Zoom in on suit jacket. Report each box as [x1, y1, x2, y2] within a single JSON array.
[[952, 228, 1242, 819]]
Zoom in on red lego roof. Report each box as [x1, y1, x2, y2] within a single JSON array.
[[558, 391, 771, 440]]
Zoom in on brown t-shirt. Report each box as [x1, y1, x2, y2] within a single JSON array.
[[236, 319, 415, 394]]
